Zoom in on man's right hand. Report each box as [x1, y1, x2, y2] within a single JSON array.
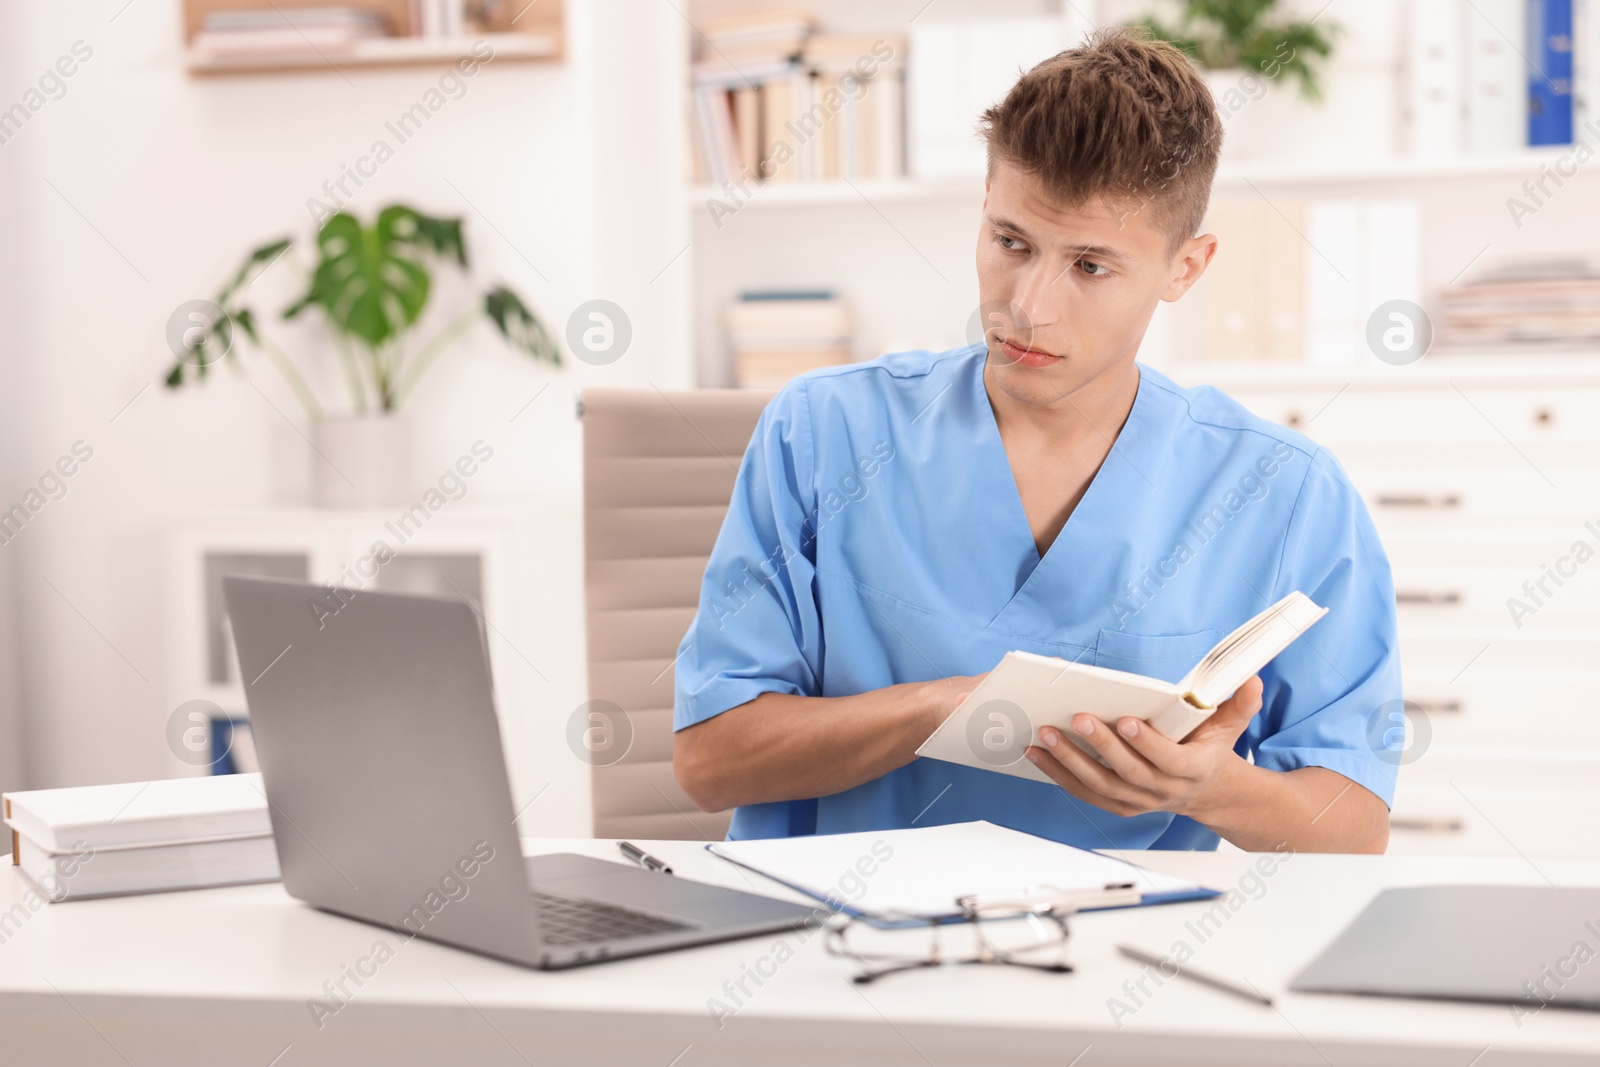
[[675, 669, 991, 812], [919, 672, 989, 727]]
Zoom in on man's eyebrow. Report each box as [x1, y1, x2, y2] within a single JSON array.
[[984, 214, 1132, 263]]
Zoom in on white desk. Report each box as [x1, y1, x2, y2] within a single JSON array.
[[3, 839, 1597, 1066]]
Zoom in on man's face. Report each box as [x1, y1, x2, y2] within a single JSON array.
[[975, 160, 1214, 408]]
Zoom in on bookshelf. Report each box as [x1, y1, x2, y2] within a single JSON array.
[[180, 0, 563, 75]]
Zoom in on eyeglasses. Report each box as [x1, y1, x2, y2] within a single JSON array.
[[823, 883, 1139, 985]]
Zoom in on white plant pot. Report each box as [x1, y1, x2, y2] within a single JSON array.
[[1204, 67, 1272, 160], [1204, 66, 1354, 164], [311, 414, 412, 509]]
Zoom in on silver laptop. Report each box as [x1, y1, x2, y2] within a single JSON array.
[[223, 575, 816, 969]]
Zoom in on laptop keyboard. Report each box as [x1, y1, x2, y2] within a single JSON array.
[[531, 889, 697, 946]]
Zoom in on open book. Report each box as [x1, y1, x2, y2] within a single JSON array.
[[916, 592, 1327, 782]]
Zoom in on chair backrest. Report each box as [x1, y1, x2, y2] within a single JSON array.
[[578, 387, 774, 840]]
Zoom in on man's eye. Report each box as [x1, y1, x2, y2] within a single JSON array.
[[996, 234, 1026, 252], [1079, 259, 1110, 277]]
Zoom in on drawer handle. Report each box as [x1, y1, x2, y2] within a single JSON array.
[[1395, 590, 1462, 606], [1391, 817, 1465, 834], [1407, 698, 1463, 714], [1375, 493, 1461, 510]]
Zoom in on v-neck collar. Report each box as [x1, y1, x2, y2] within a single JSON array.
[[971, 350, 1168, 628]]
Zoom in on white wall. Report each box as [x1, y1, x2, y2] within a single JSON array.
[[0, 0, 690, 836], [0, 6, 38, 802]]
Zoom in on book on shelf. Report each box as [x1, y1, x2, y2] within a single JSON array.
[[725, 290, 851, 337], [736, 348, 855, 388], [1529, 0, 1576, 145], [1464, 0, 1529, 151], [690, 25, 907, 188], [1202, 198, 1306, 363], [907, 17, 1063, 179], [1201, 196, 1420, 365], [416, 0, 462, 38], [416, 0, 517, 38], [189, 1, 530, 61], [4, 772, 279, 901], [1403, 0, 1592, 153], [699, 8, 813, 63], [1437, 257, 1600, 347], [725, 290, 854, 388], [1303, 199, 1420, 367], [1577, 0, 1600, 136], [1407, 0, 1465, 155], [191, 6, 391, 60]]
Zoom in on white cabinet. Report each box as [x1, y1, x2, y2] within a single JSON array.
[[1194, 361, 1600, 861], [162, 509, 588, 836], [167, 511, 518, 717]]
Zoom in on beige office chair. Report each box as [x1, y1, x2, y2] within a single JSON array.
[[579, 387, 774, 840]]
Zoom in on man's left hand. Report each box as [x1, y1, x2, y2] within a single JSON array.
[[1023, 676, 1265, 820]]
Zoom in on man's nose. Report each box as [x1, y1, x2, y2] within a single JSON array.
[[1011, 262, 1059, 328]]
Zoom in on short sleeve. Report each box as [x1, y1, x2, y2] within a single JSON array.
[[673, 380, 823, 731], [1249, 447, 1402, 808]]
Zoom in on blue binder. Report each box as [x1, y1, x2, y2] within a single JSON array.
[[1528, 0, 1575, 145]]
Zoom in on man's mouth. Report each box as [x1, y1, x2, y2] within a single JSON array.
[[998, 337, 1062, 367]]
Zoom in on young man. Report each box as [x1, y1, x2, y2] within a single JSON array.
[[672, 28, 1398, 853]]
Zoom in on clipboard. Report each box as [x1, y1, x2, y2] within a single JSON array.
[[707, 820, 1220, 929]]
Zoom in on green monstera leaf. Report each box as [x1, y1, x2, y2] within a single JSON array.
[[284, 206, 465, 347], [166, 203, 556, 417], [485, 285, 560, 365]]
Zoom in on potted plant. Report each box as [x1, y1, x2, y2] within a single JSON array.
[[167, 204, 559, 507], [1132, 1, 1337, 158]]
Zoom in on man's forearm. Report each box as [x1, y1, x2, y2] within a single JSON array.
[[673, 677, 972, 812], [1189, 762, 1389, 854]]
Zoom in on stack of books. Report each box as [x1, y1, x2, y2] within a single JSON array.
[[189, 7, 392, 63], [1437, 259, 1600, 348], [691, 9, 906, 187], [4, 773, 278, 901], [725, 291, 854, 387]]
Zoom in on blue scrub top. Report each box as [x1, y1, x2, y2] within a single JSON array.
[[673, 345, 1401, 849]]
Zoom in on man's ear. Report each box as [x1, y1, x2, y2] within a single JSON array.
[[1160, 233, 1219, 302]]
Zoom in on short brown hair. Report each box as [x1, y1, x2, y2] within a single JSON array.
[[980, 26, 1221, 253]]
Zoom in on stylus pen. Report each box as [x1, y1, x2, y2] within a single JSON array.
[[1117, 944, 1273, 1007], [618, 841, 673, 875]]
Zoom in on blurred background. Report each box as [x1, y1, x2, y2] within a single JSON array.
[[1, 0, 1597, 859]]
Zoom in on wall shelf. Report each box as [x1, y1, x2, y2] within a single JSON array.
[[1164, 350, 1600, 391], [1213, 147, 1597, 189], [186, 33, 559, 75], [687, 177, 979, 209], [686, 147, 1595, 212], [180, 0, 563, 76]]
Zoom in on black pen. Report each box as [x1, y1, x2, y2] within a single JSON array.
[[618, 841, 673, 875], [1117, 943, 1273, 1007]]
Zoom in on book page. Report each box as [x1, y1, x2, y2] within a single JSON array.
[[1184, 593, 1328, 709]]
